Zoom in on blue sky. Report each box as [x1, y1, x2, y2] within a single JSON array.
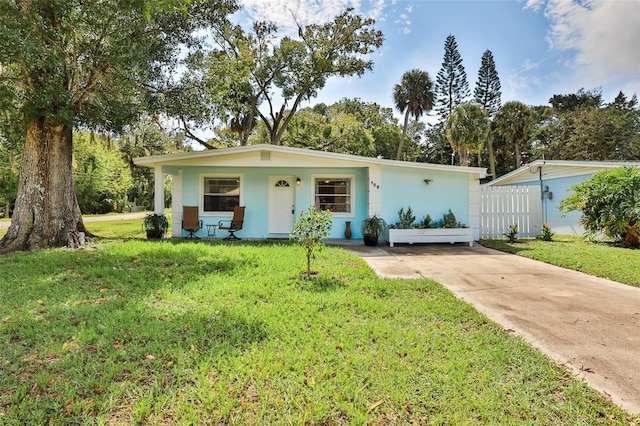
[[235, 0, 640, 120]]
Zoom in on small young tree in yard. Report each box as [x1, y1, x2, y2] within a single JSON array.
[[560, 166, 640, 247], [290, 206, 333, 277]]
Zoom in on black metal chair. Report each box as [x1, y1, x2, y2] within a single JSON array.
[[218, 206, 245, 240]]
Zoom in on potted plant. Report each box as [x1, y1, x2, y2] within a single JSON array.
[[143, 213, 169, 239], [361, 215, 387, 246]]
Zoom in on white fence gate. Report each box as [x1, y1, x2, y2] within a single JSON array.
[[480, 185, 542, 239]]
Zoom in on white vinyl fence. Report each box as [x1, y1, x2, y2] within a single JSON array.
[[480, 185, 542, 239]]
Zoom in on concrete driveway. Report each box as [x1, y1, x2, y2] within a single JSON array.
[[342, 242, 640, 415]]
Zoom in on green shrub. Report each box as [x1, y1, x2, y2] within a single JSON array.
[[395, 206, 416, 229], [503, 224, 518, 243], [420, 214, 432, 229], [442, 209, 458, 228], [560, 166, 640, 247], [290, 206, 333, 277], [539, 223, 555, 241]]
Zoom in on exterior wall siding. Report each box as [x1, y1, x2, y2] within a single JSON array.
[[379, 165, 471, 230], [503, 174, 591, 235], [173, 166, 368, 239], [542, 175, 589, 235]]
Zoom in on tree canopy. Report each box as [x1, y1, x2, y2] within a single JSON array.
[[250, 98, 403, 159], [0, 0, 238, 253], [435, 34, 470, 122], [445, 102, 490, 166], [493, 101, 534, 169], [474, 49, 501, 178], [393, 69, 434, 160], [175, 8, 384, 147], [474, 50, 501, 118], [532, 90, 639, 161]]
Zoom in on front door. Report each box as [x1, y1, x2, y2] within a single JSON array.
[[268, 176, 295, 234]]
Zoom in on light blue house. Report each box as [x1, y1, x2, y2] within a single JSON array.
[[485, 160, 640, 235], [133, 144, 487, 241]]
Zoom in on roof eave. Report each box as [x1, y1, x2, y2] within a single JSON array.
[[133, 144, 487, 177]]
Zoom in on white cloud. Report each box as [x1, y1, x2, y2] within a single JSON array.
[[237, 0, 406, 36], [239, 1, 345, 31], [532, 0, 640, 89], [524, 0, 546, 13], [239, 0, 392, 32]]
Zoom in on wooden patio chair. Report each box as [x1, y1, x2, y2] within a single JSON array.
[[218, 206, 245, 240], [182, 206, 202, 239]]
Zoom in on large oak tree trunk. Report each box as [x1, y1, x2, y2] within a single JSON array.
[[0, 117, 87, 254]]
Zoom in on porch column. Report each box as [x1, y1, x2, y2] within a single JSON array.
[[468, 174, 481, 241], [171, 170, 183, 238], [368, 164, 382, 217], [154, 166, 164, 214]]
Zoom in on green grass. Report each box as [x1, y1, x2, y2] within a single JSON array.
[[87, 218, 163, 239], [481, 235, 640, 287], [0, 216, 169, 240], [1, 230, 637, 424]]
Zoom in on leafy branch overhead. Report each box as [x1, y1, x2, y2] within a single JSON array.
[[175, 8, 384, 146]]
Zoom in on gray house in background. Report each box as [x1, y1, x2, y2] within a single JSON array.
[[484, 160, 640, 236]]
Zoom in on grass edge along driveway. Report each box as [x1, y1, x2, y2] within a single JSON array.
[[481, 236, 640, 288]]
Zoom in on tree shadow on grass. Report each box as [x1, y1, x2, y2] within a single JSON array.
[[0, 240, 252, 307], [0, 301, 267, 424], [0, 240, 266, 421]]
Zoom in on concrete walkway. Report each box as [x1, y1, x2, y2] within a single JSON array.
[[341, 242, 640, 415]]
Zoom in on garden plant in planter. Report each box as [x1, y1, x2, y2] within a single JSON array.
[[361, 215, 387, 246], [388, 207, 474, 247], [143, 213, 169, 239]]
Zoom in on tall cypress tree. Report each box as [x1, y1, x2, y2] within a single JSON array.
[[435, 34, 470, 121], [474, 49, 501, 177], [474, 50, 501, 117]]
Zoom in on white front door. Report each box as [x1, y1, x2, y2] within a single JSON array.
[[268, 176, 295, 234]]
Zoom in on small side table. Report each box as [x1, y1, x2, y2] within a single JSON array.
[[206, 224, 217, 240]]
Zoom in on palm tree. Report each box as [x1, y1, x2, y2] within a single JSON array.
[[393, 69, 434, 160], [444, 102, 490, 166], [494, 101, 534, 169]]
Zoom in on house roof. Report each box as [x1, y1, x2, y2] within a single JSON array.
[[485, 159, 640, 186], [134, 144, 487, 178]]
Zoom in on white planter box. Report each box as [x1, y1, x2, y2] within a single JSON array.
[[388, 228, 475, 247]]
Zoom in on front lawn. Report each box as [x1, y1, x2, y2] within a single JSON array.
[[481, 236, 640, 287], [0, 234, 636, 423]]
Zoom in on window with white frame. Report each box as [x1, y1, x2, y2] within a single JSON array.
[[203, 176, 240, 212], [314, 176, 352, 214]]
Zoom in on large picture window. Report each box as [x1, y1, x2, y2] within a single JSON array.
[[314, 177, 352, 214], [203, 176, 240, 212]]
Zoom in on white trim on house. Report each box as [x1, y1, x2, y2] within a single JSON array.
[[485, 160, 640, 187], [172, 170, 183, 238], [134, 144, 487, 178], [468, 174, 481, 240], [153, 166, 164, 214], [311, 173, 355, 218], [198, 173, 244, 217]]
